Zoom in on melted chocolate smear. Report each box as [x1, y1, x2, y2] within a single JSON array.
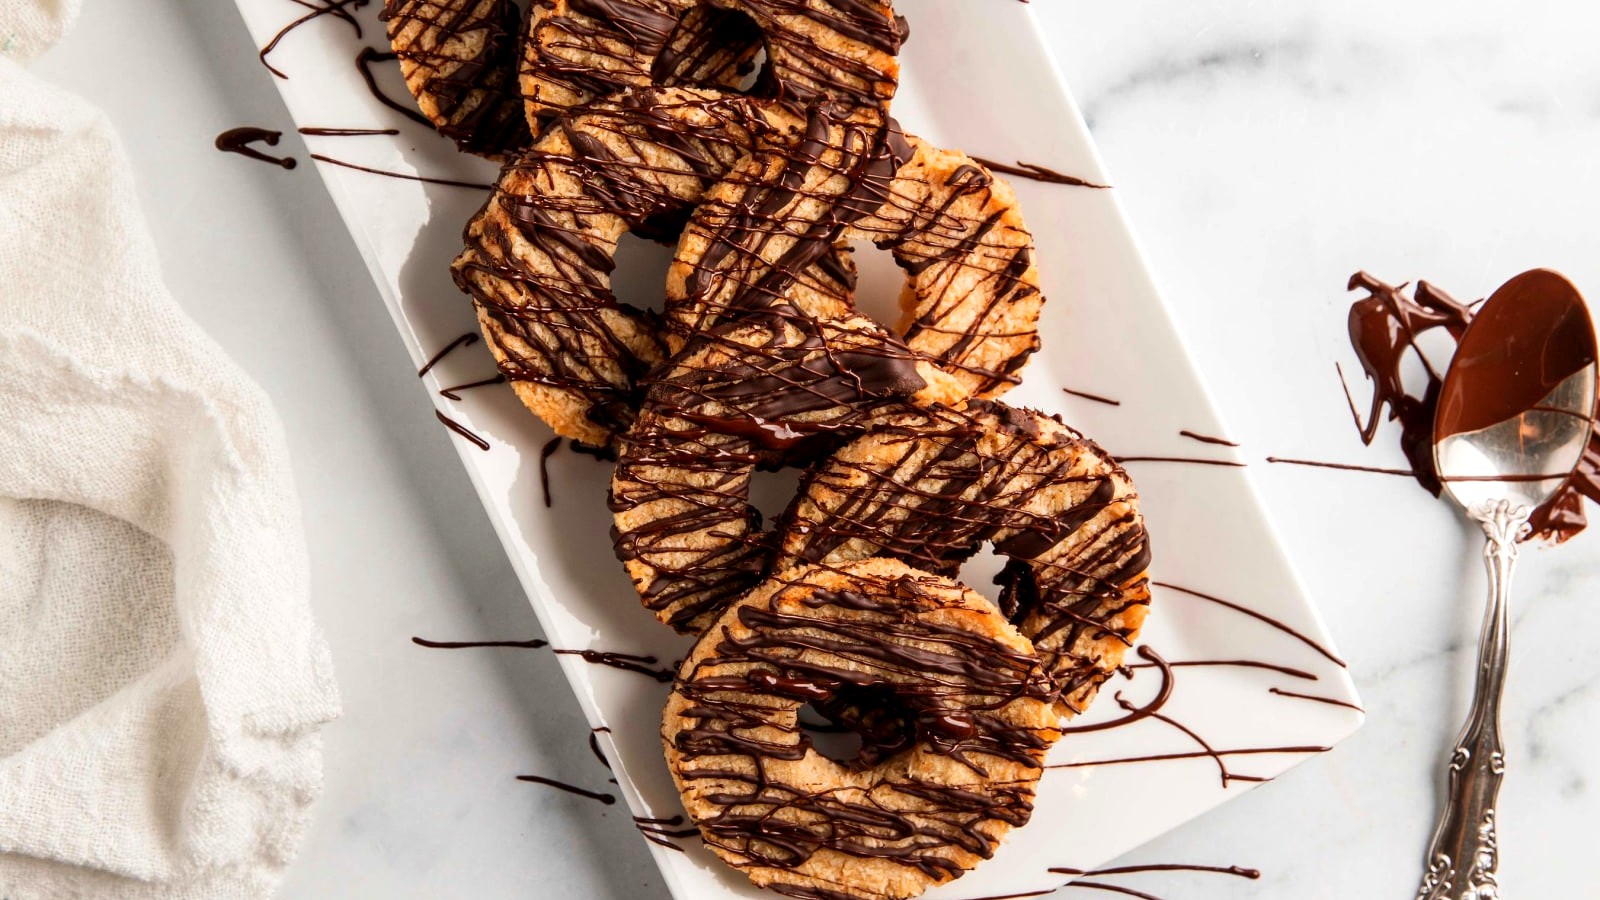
[[418, 332, 479, 377], [260, 0, 369, 79], [1153, 580, 1346, 668], [539, 437, 561, 508], [215, 127, 297, 169], [1178, 430, 1239, 448], [1062, 387, 1122, 407], [1341, 270, 1600, 541], [1436, 270, 1595, 439], [515, 774, 616, 805], [310, 152, 492, 189], [435, 410, 491, 451], [969, 156, 1110, 189], [411, 636, 547, 649]]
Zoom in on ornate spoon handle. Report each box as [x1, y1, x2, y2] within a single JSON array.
[[1416, 499, 1528, 900]]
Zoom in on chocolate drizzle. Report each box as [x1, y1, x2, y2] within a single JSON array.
[[436, 409, 491, 450], [525, 1, 767, 118], [515, 773, 617, 804], [454, 87, 856, 445], [1177, 430, 1238, 448], [774, 401, 1152, 708], [672, 107, 1044, 395], [1339, 270, 1600, 541], [354, 47, 435, 129], [259, 0, 370, 79], [298, 126, 402, 137], [609, 308, 929, 633], [411, 636, 547, 649], [968, 156, 1109, 190], [310, 152, 493, 189], [215, 127, 297, 169], [666, 563, 1059, 896], [539, 437, 562, 507], [412, 633, 672, 681], [1153, 581, 1345, 668], [418, 332, 480, 376], [379, 0, 533, 155], [1062, 387, 1122, 407]]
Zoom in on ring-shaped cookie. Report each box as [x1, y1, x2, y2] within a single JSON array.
[[452, 88, 860, 445], [523, 0, 901, 127], [667, 106, 1044, 397], [521, 1, 768, 126], [663, 557, 1060, 900], [381, 0, 533, 157], [774, 401, 1152, 715], [609, 305, 965, 632]]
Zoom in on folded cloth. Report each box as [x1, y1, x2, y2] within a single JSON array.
[[0, 3, 341, 897]]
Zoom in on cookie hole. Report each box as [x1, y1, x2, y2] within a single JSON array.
[[653, 6, 768, 94], [798, 703, 863, 764], [609, 232, 677, 315], [746, 465, 804, 526], [956, 544, 1011, 613], [848, 237, 910, 336]]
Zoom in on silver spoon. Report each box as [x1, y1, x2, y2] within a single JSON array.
[[1417, 269, 1597, 900]]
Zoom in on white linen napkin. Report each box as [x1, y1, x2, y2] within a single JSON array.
[[0, 3, 342, 897]]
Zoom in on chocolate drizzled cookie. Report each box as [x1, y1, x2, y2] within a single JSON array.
[[610, 305, 966, 632], [668, 105, 1044, 397], [453, 87, 859, 445], [521, 0, 768, 126], [775, 401, 1152, 714], [382, 0, 533, 156], [663, 557, 1060, 900]]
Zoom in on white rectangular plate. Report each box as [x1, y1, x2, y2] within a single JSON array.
[[230, 2, 1363, 897]]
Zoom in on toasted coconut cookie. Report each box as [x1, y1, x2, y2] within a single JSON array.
[[609, 306, 965, 633], [521, 0, 767, 125], [381, 0, 532, 157], [522, 0, 901, 127], [663, 557, 1060, 900], [775, 401, 1152, 716], [668, 107, 1044, 397], [452, 88, 860, 445]]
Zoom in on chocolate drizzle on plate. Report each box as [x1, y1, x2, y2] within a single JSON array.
[[968, 156, 1109, 190], [354, 47, 435, 129], [435, 409, 491, 450], [1061, 387, 1122, 407], [515, 773, 617, 805], [309, 152, 493, 189], [215, 127, 298, 169], [1177, 430, 1239, 448], [259, 0, 371, 79], [418, 332, 480, 377]]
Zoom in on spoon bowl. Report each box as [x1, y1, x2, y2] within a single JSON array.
[[1434, 268, 1598, 512]]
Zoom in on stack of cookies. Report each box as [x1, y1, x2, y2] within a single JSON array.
[[383, 2, 1152, 897]]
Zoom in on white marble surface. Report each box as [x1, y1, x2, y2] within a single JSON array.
[[31, 1, 1600, 897]]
